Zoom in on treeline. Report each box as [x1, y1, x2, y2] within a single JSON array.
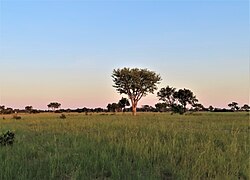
[[0, 105, 106, 114], [0, 101, 249, 115]]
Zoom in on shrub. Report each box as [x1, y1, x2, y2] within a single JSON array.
[[0, 130, 15, 146], [59, 114, 66, 119], [13, 115, 21, 120], [171, 104, 185, 114]]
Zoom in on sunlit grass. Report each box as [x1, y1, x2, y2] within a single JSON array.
[[0, 112, 249, 179]]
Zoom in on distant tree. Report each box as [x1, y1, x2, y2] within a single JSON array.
[[157, 86, 176, 108], [208, 105, 214, 112], [192, 103, 204, 111], [0, 106, 5, 114], [94, 108, 104, 113], [25, 106, 33, 113], [47, 102, 61, 111], [140, 105, 155, 112], [111, 103, 119, 113], [118, 97, 130, 113], [155, 102, 167, 112], [241, 104, 250, 112], [112, 67, 161, 115], [141, 105, 151, 112], [4, 108, 13, 114], [228, 102, 239, 111], [173, 88, 198, 113], [157, 86, 200, 114], [107, 103, 112, 112], [106, 103, 120, 113]]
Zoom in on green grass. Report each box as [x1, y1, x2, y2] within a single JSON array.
[[0, 112, 249, 179]]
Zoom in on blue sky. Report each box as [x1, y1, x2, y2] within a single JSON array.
[[0, 0, 249, 109]]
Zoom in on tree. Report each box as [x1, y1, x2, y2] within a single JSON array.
[[208, 105, 214, 112], [25, 106, 33, 113], [141, 105, 150, 112], [112, 103, 119, 112], [3, 107, 13, 114], [107, 103, 112, 112], [155, 102, 167, 112], [173, 88, 198, 113], [240, 104, 249, 112], [228, 102, 239, 111], [192, 103, 204, 111], [47, 102, 61, 111], [106, 103, 119, 112], [118, 97, 130, 113], [157, 86, 176, 108], [0, 106, 5, 114], [112, 68, 161, 115]]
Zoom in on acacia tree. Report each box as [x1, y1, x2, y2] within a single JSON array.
[[228, 102, 239, 111], [47, 102, 61, 111], [112, 68, 161, 116]]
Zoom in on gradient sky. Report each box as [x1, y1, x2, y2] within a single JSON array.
[[0, 0, 249, 109]]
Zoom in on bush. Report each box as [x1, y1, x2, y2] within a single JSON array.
[[59, 114, 66, 119], [171, 104, 185, 115], [0, 130, 15, 146], [13, 115, 21, 120]]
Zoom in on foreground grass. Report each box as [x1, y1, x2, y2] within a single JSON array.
[[0, 112, 249, 179]]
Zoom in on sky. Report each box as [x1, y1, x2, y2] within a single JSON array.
[[0, 0, 249, 110]]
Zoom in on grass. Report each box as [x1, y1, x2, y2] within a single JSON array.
[[0, 112, 249, 179]]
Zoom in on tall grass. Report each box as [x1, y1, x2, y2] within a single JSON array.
[[0, 112, 249, 179]]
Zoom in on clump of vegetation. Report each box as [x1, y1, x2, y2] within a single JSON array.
[[157, 86, 200, 114], [0, 130, 15, 146], [59, 114, 66, 119], [171, 104, 185, 115], [12, 114, 21, 120]]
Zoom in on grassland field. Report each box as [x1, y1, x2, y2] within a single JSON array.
[[0, 112, 249, 180]]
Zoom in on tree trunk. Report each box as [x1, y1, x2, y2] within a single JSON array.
[[132, 103, 137, 116]]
